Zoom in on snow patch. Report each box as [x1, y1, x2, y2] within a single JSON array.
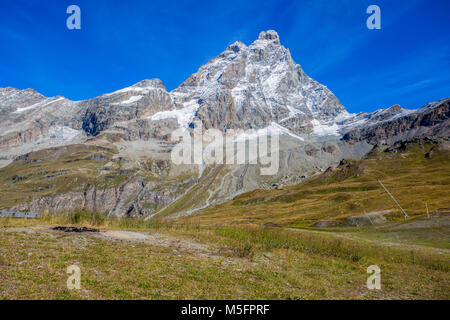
[[14, 97, 64, 114], [235, 122, 304, 142], [112, 95, 143, 105], [149, 100, 199, 128], [231, 84, 247, 110], [311, 119, 340, 136]]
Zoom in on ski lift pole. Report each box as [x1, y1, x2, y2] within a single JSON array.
[[377, 179, 408, 222]]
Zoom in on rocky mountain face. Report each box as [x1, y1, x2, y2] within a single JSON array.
[[156, 30, 345, 135], [82, 79, 174, 136], [0, 30, 448, 218], [342, 98, 450, 145], [0, 87, 86, 168]]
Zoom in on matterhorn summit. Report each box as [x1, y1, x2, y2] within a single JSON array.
[[151, 30, 346, 136]]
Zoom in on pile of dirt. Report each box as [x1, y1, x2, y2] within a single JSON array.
[[52, 226, 100, 233]]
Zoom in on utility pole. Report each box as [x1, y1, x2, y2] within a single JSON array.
[[426, 202, 430, 219], [377, 179, 408, 222], [364, 209, 373, 225]]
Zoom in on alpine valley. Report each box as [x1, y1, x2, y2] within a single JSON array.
[[1, 30, 449, 224]]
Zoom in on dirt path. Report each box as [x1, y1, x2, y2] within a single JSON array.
[[1, 226, 218, 258], [96, 229, 216, 257]]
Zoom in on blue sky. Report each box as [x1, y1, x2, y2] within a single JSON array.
[[0, 0, 449, 113]]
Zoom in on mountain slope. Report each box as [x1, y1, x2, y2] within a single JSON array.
[[180, 138, 450, 227], [0, 87, 86, 167], [0, 30, 448, 218], [342, 98, 450, 144]]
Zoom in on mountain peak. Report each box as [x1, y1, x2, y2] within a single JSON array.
[[257, 30, 280, 44], [132, 79, 166, 90], [226, 41, 247, 53], [388, 104, 402, 112]]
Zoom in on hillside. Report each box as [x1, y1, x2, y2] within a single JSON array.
[[181, 138, 450, 228], [1, 213, 448, 299], [1, 30, 448, 218]]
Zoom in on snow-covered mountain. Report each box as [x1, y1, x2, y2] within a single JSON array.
[[0, 87, 86, 167], [342, 98, 449, 145], [0, 30, 448, 217], [151, 30, 345, 137]]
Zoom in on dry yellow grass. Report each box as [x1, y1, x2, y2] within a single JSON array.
[[182, 140, 450, 228], [0, 216, 448, 299]]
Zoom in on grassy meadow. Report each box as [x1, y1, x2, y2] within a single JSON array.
[[0, 211, 448, 299], [183, 139, 450, 228], [0, 139, 448, 299]]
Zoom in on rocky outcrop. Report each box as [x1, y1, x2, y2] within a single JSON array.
[[0, 88, 86, 167], [10, 173, 198, 218], [81, 79, 173, 136], [342, 98, 450, 145]]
